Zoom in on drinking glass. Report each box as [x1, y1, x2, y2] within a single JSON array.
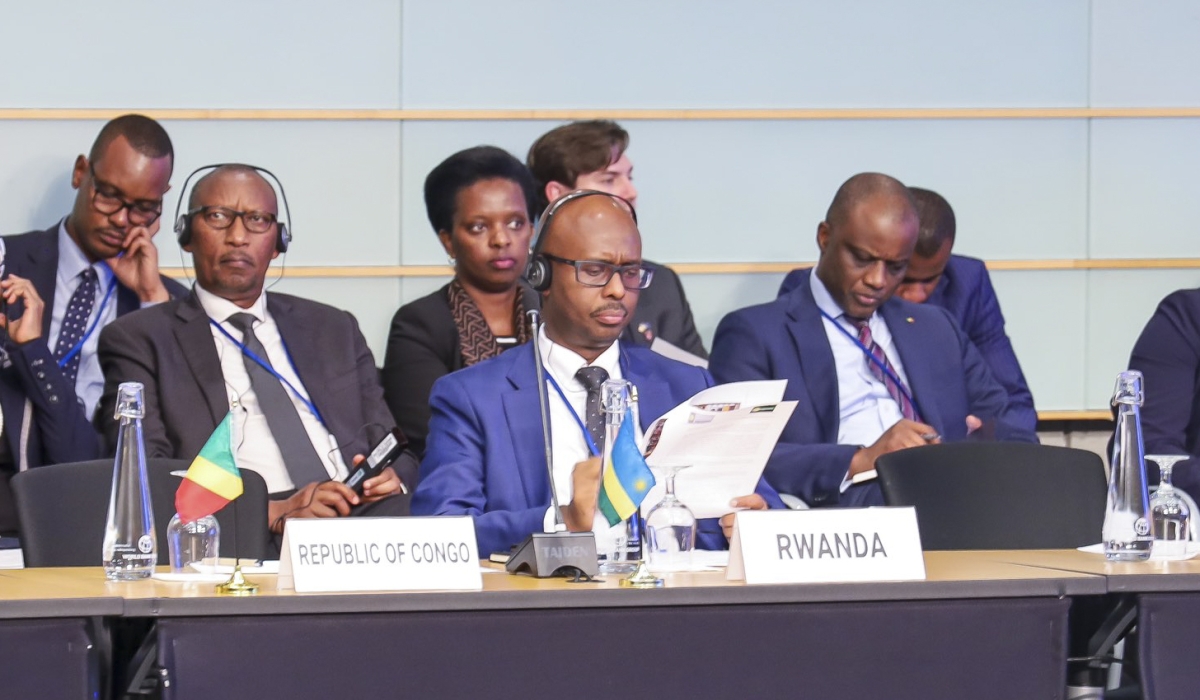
[[645, 465, 697, 572], [1147, 454, 1192, 560]]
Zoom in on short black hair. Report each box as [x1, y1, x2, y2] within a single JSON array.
[[825, 172, 917, 230], [89, 114, 174, 171], [909, 187, 956, 258], [424, 146, 538, 235]]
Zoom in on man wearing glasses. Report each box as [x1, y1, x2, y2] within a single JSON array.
[[97, 165, 414, 538], [0, 115, 183, 529], [413, 191, 779, 557]]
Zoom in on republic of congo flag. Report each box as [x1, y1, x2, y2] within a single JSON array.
[[175, 413, 243, 524], [597, 409, 656, 527]]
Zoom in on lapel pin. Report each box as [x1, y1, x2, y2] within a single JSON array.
[[906, 317, 915, 324]]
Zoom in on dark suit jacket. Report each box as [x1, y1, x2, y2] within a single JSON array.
[[96, 290, 417, 488], [779, 255, 1036, 433], [712, 268, 1036, 508], [0, 225, 184, 470], [381, 283, 540, 457], [627, 260, 707, 358], [411, 342, 781, 555], [1127, 288, 1200, 500]]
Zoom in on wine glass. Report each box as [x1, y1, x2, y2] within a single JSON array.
[[1147, 454, 1192, 560], [645, 465, 697, 572]]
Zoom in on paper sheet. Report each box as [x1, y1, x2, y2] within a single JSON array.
[[640, 380, 794, 519]]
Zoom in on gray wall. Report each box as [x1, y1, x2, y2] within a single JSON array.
[[1, 0, 1197, 412]]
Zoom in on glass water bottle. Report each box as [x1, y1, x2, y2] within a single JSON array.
[[103, 382, 157, 580], [1104, 371, 1153, 561]]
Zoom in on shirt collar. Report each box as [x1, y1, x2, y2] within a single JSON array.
[[809, 270, 868, 322], [195, 284, 268, 326], [57, 218, 114, 284], [539, 325, 622, 391]]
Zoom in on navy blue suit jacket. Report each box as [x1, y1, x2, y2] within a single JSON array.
[[412, 342, 781, 556], [715, 268, 1037, 507], [779, 255, 1036, 434], [1127, 288, 1200, 500], [0, 225, 175, 470]]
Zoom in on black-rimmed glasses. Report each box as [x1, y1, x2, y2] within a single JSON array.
[[88, 164, 163, 226], [542, 253, 654, 289], [187, 206, 278, 234]]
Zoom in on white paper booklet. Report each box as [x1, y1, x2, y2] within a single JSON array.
[[640, 380, 794, 519]]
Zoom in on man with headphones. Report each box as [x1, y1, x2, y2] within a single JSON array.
[[412, 190, 780, 557], [97, 164, 416, 536]]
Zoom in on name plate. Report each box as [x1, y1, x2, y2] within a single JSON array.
[[727, 508, 925, 584], [279, 516, 482, 593]]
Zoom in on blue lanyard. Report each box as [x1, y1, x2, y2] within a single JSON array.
[[208, 317, 328, 429], [56, 274, 118, 370], [545, 373, 601, 457], [819, 308, 919, 410]]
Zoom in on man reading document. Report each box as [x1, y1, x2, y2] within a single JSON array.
[[412, 191, 781, 557]]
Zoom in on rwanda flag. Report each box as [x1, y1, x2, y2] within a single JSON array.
[[175, 413, 243, 524], [597, 409, 656, 527]]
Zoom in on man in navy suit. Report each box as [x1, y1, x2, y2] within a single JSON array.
[[0, 115, 183, 531], [778, 187, 1036, 434], [1127, 289, 1200, 500], [711, 173, 1036, 508], [413, 191, 779, 556]]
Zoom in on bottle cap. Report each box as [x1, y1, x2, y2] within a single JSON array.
[[114, 382, 145, 419]]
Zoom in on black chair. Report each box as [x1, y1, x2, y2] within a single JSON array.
[[12, 458, 271, 567], [876, 442, 1107, 550]]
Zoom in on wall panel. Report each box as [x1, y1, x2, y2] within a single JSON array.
[[1091, 0, 1200, 107]]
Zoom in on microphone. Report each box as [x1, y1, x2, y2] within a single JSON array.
[[505, 309, 599, 579], [528, 309, 564, 531]]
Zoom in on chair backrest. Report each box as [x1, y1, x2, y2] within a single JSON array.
[[12, 458, 271, 567], [876, 442, 1107, 550]]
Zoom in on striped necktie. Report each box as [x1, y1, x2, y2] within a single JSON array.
[[846, 316, 922, 422]]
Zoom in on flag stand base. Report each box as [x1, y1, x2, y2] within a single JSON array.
[[215, 564, 259, 595], [619, 560, 663, 588]]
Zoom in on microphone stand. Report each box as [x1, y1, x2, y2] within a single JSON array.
[[504, 310, 598, 579]]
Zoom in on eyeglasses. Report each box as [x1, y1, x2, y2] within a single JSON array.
[[88, 164, 163, 226], [542, 253, 654, 289], [187, 206, 278, 234]]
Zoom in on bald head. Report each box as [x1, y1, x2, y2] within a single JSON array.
[[189, 164, 276, 211], [825, 173, 917, 232], [537, 192, 643, 363]]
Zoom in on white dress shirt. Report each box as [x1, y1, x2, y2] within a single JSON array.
[[809, 274, 914, 448], [195, 286, 348, 493], [537, 328, 636, 553], [51, 221, 118, 421]]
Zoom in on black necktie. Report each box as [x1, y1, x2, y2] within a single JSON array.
[[575, 366, 610, 456], [54, 267, 98, 385], [227, 313, 329, 488]]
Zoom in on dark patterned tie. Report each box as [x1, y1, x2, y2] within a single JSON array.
[[54, 267, 98, 385], [575, 366, 610, 456], [847, 317, 922, 422], [227, 313, 329, 487]]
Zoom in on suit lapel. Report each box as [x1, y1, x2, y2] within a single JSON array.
[[502, 345, 550, 507], [787, 274, 839, 441], [24, 228, 59, 339], [267, 295, 332, 424], [620, 347, 673, 430], [173, 293, 229, 426], [880, 301, 943, 432]]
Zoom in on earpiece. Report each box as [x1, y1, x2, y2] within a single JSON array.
[[173, 163, 293, 253], [524, 189, 637, 292]]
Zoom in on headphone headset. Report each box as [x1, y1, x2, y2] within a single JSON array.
[[173, 163, 293, 253], [524, 189, 638, 292]]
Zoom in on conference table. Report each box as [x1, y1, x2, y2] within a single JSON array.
[[1, 551, 1103, 700]]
